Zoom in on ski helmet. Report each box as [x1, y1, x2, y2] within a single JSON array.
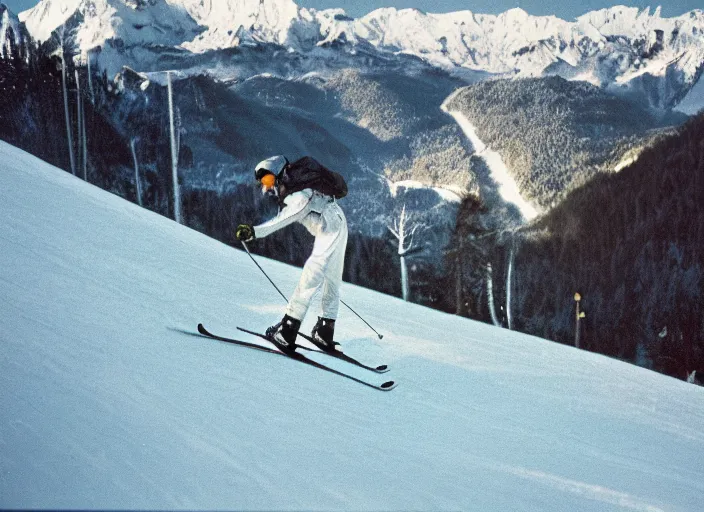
[[255, 155, 288, 182]]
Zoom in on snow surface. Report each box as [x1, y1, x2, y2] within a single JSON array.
[[388, 179, 462, 203], [1, 139, 704, 510]]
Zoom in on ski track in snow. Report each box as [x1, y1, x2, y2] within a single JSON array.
[[442, 103, 539, 221], [1, 140, 704, 511], [497, 465, 666, 512]]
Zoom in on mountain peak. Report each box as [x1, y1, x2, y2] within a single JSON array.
[[20, 0, 203, 66], [502, 7, 530, 19], [177, 0, 318, 52], [16, 1, 704, 111], [19, 0, 81, 42]]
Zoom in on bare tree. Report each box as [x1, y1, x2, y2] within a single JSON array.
[[486, 262, 500, 326], [506, 242, 515, 330], [388, 204, 422, 301]]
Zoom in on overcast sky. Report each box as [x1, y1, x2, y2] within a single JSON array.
[[4, 0, 700, 20]]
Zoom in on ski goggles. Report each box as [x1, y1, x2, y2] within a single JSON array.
[[259, 173, 276, 189]]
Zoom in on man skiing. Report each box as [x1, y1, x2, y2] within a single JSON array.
[[235, 155, 348, 355]]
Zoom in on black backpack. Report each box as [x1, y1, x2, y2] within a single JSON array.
[[279, 157, 348, 200]]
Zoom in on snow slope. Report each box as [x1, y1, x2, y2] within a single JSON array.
[[442, 95, 539, 222], [1, 140, 704, 510]]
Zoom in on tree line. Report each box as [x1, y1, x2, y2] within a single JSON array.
[[444, 112, 704, 381], [444, 76, 687, 209], [0, 37, 411, 301]]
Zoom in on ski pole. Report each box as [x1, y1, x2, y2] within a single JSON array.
[[241, 241, 288, 303], [339, 299, 384, 339], [240, 241, 383, 339]]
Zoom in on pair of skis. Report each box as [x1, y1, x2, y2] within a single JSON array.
[[197, 324, 396, 391]]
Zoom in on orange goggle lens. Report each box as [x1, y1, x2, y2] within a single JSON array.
[[260, 174, 276, 188]]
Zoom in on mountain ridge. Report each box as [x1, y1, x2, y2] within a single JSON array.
[[17, 0, 704, 111]]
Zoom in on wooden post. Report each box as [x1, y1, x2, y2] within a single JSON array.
[[574, 292, 584, 348]]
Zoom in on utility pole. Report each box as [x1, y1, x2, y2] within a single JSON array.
[[57, 45, 76, 176], [122, 66, 181, 222], [167, 71, 181, 224]]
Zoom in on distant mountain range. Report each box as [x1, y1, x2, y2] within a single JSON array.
[[13, 0, 704, 113]]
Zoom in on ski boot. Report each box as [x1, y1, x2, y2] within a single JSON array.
[[265, 314, 300, 354], [311, 317, 337, 352]]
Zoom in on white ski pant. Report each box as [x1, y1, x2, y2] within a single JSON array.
[[286, 203, 348, 321]]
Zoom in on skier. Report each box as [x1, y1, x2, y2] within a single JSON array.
[[235, 155, 348, 354]]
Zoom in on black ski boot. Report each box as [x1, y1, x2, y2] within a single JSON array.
[[311, 317, 337, 352], [265, 314, 300, 354]]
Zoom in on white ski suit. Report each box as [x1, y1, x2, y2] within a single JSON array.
[[253, 189, 348, 321]]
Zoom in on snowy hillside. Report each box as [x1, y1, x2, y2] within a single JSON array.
[[442, 89, 539, 222], [18, 1, 704, 110], [2, 141, 704, 510]]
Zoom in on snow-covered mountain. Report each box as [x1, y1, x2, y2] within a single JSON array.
[[676, 67, 704, 114], [0, 2, 30, 57], [18, 0, 704, 111], [19, 0, 202, 56], [2, 138, 704, 510]]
